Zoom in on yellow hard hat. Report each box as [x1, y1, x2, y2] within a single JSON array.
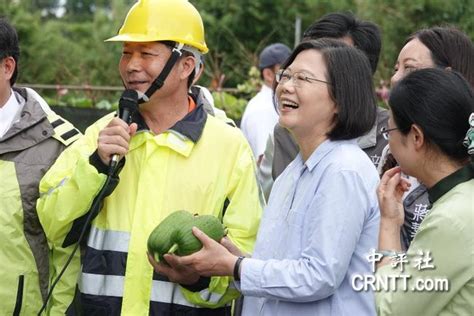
[[106, 0, 208, 54]]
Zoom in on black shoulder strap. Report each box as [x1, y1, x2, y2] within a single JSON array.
[[140, 45, 184, 103]]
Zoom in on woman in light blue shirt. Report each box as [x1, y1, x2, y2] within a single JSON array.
[[157, 39, 380, 315]]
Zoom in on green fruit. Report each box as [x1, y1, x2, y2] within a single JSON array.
[[147, 210, 225, 263], [147, 210, 192, 262]]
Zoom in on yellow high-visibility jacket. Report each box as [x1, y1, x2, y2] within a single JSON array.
[[38, 102, 263, 315]]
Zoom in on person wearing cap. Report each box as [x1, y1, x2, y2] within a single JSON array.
[[240, 43, 291, 165], [37, 0, 262, 314]]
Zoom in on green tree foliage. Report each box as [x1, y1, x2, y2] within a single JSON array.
[[2, 0, 131, 102], [192, 0, 302, 87], [1, 0, 472, 115], [358, 0, 474, 80]]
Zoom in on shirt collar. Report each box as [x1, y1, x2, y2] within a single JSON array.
[[260, 84, 273, 95], [0, 89, 22, 138], [428, 162, 474, 204], [304, 139, 357, 172], [131, 94, 207, 143]]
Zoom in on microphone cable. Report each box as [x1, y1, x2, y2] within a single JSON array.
[[37, 173, 115, 315], [38, 90, 138, 315]]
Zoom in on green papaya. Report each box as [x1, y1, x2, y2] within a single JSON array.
[[147, 210, 193, 262], [147, 210, 225, 263]]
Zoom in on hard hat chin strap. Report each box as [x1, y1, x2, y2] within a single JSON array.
[[138, 43, 185, 104]]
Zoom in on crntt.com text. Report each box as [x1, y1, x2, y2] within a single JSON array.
[[352, 274, 450, 292]]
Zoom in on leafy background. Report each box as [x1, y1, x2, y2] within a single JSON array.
[[1, 0, 473, 121]]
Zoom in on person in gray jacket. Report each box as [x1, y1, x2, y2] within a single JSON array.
[[0, 18, 81, 315]]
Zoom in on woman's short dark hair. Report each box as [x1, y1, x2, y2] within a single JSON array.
[[389, 68, 474, 162], [409, 26, 474, 87], [0, 18, 20, 85], [276, 38, 377, 140]]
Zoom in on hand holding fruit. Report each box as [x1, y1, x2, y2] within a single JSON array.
[[147, 210, 226, 262], [172, 227, 238, 277], [147, 252, 201, 285], [147, 210, 235, 281]]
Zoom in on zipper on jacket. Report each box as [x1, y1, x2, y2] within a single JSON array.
[[13, 275, 24, 316]]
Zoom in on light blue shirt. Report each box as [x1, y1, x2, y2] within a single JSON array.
[[240, 139, 380, 316]]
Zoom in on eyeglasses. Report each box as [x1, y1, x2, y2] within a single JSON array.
[[380, 126, 399, 140], [275, 69, 331, 87]]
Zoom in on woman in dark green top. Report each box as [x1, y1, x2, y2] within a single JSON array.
[[376, 68, 473, 315]]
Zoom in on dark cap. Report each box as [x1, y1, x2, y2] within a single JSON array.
[[258, 43, 291, 70]]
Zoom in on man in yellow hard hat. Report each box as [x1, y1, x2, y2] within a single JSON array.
[[37, 0, 262, 314]]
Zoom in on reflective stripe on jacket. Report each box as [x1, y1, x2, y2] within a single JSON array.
[[38, 103, 262, 315], [0, 87, 81, 315]]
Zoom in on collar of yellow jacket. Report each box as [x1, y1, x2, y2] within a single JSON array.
[[129, 97, 207, 157]]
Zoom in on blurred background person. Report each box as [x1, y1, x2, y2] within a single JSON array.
[[240, 43, 291, 164], [376, 79, 390, 104], [191, 55, 236, 127]]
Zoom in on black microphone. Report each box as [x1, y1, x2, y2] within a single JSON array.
[[109, 89, 138, 172], [37, 89, 139, 315]]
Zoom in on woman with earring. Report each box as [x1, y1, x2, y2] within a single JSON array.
[[379, 26, 474, 250]]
